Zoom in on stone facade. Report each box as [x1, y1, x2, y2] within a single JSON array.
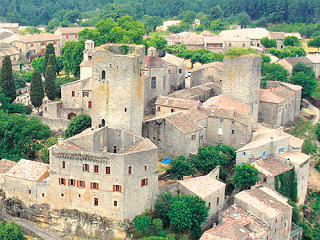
[[162, 53, 186, 90], [222, 55, 261, 128], [189, 62, 223, 88], [49, 127, 158, 220]]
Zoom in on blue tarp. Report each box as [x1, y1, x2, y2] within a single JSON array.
[[161, 158, 172, 164]]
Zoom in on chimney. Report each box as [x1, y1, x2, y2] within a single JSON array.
[[58, 138, 64, 145]]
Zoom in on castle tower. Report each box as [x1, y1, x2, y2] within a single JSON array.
[[80, 40, 94, 80], [92, 44, 145, 135], [222, 55, 261, 128]]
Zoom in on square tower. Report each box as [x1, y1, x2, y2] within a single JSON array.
[[222, 55, 261, 128], [92, 44, 145, 135]]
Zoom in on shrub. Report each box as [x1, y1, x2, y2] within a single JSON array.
[[133, 214, 152, 233], [167, 233, 176, 240], [152, 218, 163, 233]]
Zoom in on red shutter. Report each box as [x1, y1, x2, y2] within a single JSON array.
[[87, 92, 89, 97], [90, 182, 93, 189], [119, 185, 122, 193], [113, 185, 115, 192], [68, 179, 70, 186], [59, 178, 61, 185], [64, 178, 66, 185], [97, 183, 99, 190], [83, 92, 85, 97], [83, 181, 85, 188], [146, 178, 148, 186], [141, 179, 143, 187], [88, 101, 92, 108], [77, 180, 79, 187]]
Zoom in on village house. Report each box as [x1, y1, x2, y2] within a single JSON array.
[[161, 53, 186, 90], [4, 159, 50, 206], [189, 61, 223, 88], [268, 31, 302, 50], [259, 81, 302, 127], [49, 127, 158, 220], [277, 56, 314, 75], [0, 23, 19, 33], [143, 109, 207, 158], [15, 34, 60, 62], [306, 54, 320, 78], [158, 20, 181, 31], [236, 128, 309, 205], [0, 59, 20, 71], [54, 27, 95, 55], [201, 31, 224, 53], [79, 40, 94, 80], [0, 159, 16, 190], [0, 43, 19, 61], [154, 96, 201, 116]]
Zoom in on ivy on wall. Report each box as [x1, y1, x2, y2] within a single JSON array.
[[275, 167, 298, 202]]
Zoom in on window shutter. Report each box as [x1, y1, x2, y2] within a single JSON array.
[[59, 178, 61, 185], [146, 178, 148, 185], [87, 92, 89, 97], [82, 164, 84, 172], [119, 185, 122, 193], [77, 180, 79, 187], [97, 183, 99, 190], [68, 179, 70, 186], [64, 179, 66, 185], [141, 180, 143, 187], [113, 185, 115, 192], [83, 181, 85, 188], [90, 182, 93, 189]]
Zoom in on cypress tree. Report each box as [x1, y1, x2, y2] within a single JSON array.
[[45, 65, 56, 100], [47, 54, 57, 74], [30, 69, 44, 111], [43, 43, 55, 75], [0, 55, 16, 103]]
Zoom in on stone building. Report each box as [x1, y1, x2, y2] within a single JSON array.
[[222, 54, 261, 128], [162, 53, 186, 90], [144, 56, 170, 115], [277, 56, 314, 75], [236, 128, 309, 205], [0, 159, 16, 190], [80, 40, 94, 80], [15, 34, 60, 62], [259, 81, 302, 127], [154, 96, 201, 116], [49, 126, 158, 220], [4, 159, 50, 206], [189, 62, 223, 88], [54, 27, 95, 55], [0, 43, 19, 61], [268, 32, 302, 50], [201, 95, 253, 149], [0, 23, 19, 33], [143, 109, 207, 158]]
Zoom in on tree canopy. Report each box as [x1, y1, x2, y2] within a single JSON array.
[[30, 69, 44, 110], [0, 220, 26, 240], [44, 65, 56, 101], [232, 163, 259, 190], [43, 43, 56, 75], [260, 37, 277, 49], [290, 72, 317, 98], [166, 155, 196, 180], [0, 56, 16, 103], [65, 114, 92, 138]]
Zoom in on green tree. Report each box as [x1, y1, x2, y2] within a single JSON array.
[[308, 36, 320, 52], [0, 56, 16, 103], [152, 218, 163, 233], [235, 12, 252, 28], [141, 15, 162, 33], [232, 163, 259, 190], [39, 137, 58, 163], [133, 214, 152, 233], [260, 37, 277, 49], [255, 17, 268, 27], [30, 69, 44, 111], [0, 220, 26, 240], [261, 63, 289, 84], [43, 43, 55, 75], [154, 193, 176, 227], [31, 57, 44, 73], [56, 56, 64, 74], [63, 41, 85, 77], [191, 145, 220, 174], [182, 11, 196, 24], [168, 200, 192, 231], [283, 36, 300, 47], [44, 65, 56, 101], [166, 156, 195, 180], [65, 114, 92, 138], [47, 54, 57, 74], [209, 5, 223, 21], [209, 19, 228, 32], [292, 62, 316, 78], [290, 72, 317, 98]]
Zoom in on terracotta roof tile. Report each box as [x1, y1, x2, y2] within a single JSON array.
[[56, 140, 83, 150], [200, 222, 250, 240], [6, 159, 49, 181], [165, 111, 204, 134], [120, 138, 157, 154], [162, 53, 184, 66], [271, 86, 295, 98], [253, 157, 292, 177], [0, 159, 16, 173], [260, 88, 285, 103], [155, 96, 201, 110], [281, 82, 302, 91], [178, 175, 225, 198], [18, 34, 59, 43], [55, 27, 95, 34], [145, 56, 167, 68], [277, 152, 310, 166]]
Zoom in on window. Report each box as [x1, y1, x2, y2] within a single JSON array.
[[83, 91, 89, 97], [59, 178, 66, 185], [229, 43, 232, 47], [157, 107, 161, 112], [261, 151, 268, 158], [45, 107, 47, 111], [59, 103, 63, 109], [151, 77, 156, 89], [220, 119, 224, 124], [31, 43, 34, 47], [217, 197, 219, 204], [94, 198, 99, 206], [78, 180, 85, 188], [179, 69, 182, 73], [241, 152, 247, 156], [257, 43, 260, 47], [242, 43, 245, 47], [42, 193, 45, 197], [90, 182, 99, 190], [106, 166, 111, 174], [113, 185, 122, 192], [75, 34, 78, 39], [171, 108, 175, 112], [114, 200, 118, 207], [128, 166, 132, 175], [28, 190, 31, 194], [102, 70, 106, 80], [88, 101, 92, 108], [208, 202, 211, 207], [191, 134, 196, 141], [113, 146, 117, 153], [72, 91, 75, 97], [62, 161, 65, 169], [263, 177, 267, 183], [279, 147, 285, 154], [40, 49, 45, 54], [66, 35, 69, 39], [141, 178, 148, 187], [68, 179, 75, 186], [83, 164, 89, 172], [61, 193, 64, 197], [53, 41, 57, 45], [218, 128, 223, 135], [232, 130, 235, 134], [275, 219, 277, 223], [94, 165, 99, 173], [144, 165, 147, 170]]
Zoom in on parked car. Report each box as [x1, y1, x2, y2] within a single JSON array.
[[185, 70, 191, 78]]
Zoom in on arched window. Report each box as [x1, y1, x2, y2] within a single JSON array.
[[102, 70, 106, 80], [151, 77, 156, 89], [101, 119, 105, 127], [68, 112, 76, 120]]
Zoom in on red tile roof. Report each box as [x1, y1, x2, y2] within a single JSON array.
[[271, 86, 295, 98], [260, 88, 285, 103], [253, 157, 292, 177], [6, 159, 49, 181], [200, 222, 250, 240], [0, 159, 16, 173], [145, 56, 168, 68], [55, 27, 95, 35], [155, 96, 201, 110], [18, 34, 59, 43]]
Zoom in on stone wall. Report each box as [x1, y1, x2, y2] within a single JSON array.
[[39, 116, 70, 131]]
